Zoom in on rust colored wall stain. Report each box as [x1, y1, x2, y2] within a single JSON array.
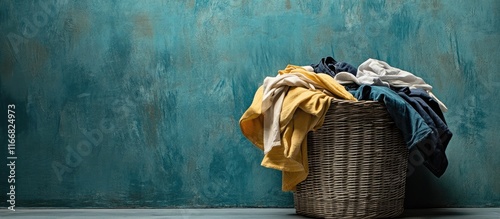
[[133, 13, 154, 38]]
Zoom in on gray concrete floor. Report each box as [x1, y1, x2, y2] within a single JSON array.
[[0, 208, 499, 219]]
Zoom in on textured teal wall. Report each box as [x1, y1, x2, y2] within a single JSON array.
[[0, 0, 498, 208]]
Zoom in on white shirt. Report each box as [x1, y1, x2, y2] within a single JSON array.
[[334, 58, 448, 112]]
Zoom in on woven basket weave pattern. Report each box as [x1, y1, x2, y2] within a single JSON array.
[[294, 99, 409, 219]]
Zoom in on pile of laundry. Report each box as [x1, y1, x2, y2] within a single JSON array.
[[239, 57, 452, 191]]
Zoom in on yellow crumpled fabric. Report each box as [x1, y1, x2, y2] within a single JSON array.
[[239, 65, 357, 191]]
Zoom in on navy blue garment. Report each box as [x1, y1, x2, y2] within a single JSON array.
[[407, 88, 447, 125], [348, 85, 433, 151], [393, 87, 452, 177], [311, 56, 357, 77], [348, 85, 455, 177]]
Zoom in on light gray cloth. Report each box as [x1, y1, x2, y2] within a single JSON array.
[[334, 58, 448, 112]]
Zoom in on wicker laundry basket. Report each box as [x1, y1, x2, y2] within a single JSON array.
[[294, 99, 409, 219]]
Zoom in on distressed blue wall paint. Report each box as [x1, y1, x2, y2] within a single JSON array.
[[0, 0, 498, 208]]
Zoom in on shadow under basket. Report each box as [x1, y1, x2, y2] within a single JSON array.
[[294, 99, 409, 219]]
